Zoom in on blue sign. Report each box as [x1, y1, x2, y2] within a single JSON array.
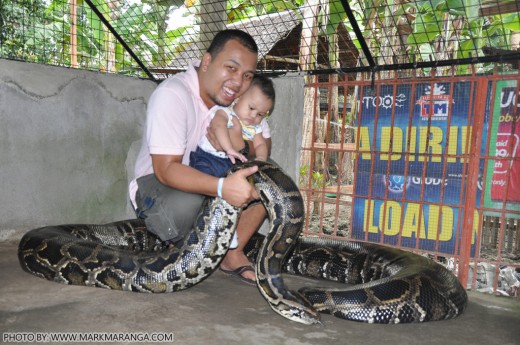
[[352, 82, 487, 255]]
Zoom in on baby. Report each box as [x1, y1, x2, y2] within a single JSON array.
[[190, 74, 275, 177]]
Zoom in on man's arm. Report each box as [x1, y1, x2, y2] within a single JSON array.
[[151, 154, 258, 207]]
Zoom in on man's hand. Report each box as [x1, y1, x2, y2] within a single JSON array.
[[222, 165, 259, 207]]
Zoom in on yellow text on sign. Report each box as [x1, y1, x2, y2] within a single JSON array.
[[362, 200, 478, 244], [355, 126, 472, 163]]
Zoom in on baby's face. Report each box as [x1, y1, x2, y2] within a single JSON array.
[[234, 86, 272, 126]]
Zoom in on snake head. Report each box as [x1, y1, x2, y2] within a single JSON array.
[[269, 301, 321, 325], [262, 288, 321, 325]]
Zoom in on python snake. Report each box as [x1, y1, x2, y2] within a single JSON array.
[[18, 161, 467, 324]]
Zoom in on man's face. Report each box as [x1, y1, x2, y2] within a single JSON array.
[[199, 39, 258, 108]]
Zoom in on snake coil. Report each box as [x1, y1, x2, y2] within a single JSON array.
[[18, 161, 467, 324]]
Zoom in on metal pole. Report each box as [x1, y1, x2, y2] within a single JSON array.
[[83, 0, 155, 80], [339, 0, 376, 69], [458, 77, 488, 287]]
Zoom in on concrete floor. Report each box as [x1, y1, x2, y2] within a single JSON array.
[[1, 241, 519, 345]]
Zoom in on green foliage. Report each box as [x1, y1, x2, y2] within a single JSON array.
[[355, 0, 520, 74], [299, 164, 309, 186], [323, 0, 346, 36], [299, 164, 326, 189], [2, 0, 519, 77], [227, 0, 300, 23], [0, 0, 51, 61], [311, 170, 325, 189], [0, 0, 194, 76]]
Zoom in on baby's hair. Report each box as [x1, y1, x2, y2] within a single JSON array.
[[251, 74, 275, 113]]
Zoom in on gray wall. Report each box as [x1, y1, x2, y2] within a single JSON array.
[[270, 76, 304, 181], [0, 59, 156, 240], [0, 59, 304, 241]]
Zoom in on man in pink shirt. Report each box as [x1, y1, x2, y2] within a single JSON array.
[[130, 30, 263, 284]]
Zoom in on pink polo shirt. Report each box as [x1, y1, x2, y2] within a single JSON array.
[[129, 61, 211, 208]]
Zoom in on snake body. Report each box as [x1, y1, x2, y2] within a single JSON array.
[[246, 234, 467, 324], [18, 199, 239, 292], [18, 161, 467, 324]]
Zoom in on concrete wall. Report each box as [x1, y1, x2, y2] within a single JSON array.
[[270, 76, 304, 181], [0, 59, 157, 240], [0, 59, 304, 241]]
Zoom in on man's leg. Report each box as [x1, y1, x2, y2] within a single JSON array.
[[220, 203, 265, 281], [135, 174, 204, 244]]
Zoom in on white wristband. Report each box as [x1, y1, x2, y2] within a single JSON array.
[[217, 178, 224, 198]]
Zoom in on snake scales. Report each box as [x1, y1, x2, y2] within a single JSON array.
[[18, 161, 467, 324]]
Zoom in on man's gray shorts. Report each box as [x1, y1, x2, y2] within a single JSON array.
[[134, 174, 204, 244]]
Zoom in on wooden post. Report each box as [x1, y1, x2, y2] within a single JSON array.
[[70, 0, 77, 68]]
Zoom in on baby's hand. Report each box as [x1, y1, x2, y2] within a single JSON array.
[[226, 149, 247, 164]]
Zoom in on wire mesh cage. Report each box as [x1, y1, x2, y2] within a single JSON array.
[[1, 0, 519, 80]]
